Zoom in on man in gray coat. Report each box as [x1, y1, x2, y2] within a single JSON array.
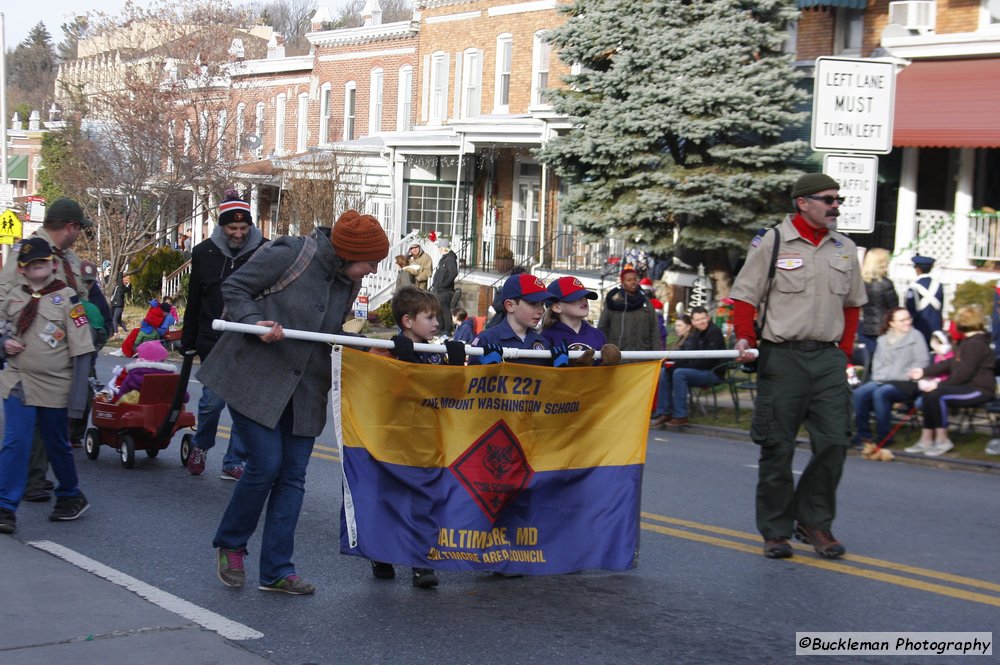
[[200, 211, 389, 595]]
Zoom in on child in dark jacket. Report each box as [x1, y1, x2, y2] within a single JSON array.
[[369, 286, 466, 589], [540, 276, 620, 365], [451, 307, 475, 344]]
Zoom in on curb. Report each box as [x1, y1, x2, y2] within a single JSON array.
[[672, 423, 1000, 474]]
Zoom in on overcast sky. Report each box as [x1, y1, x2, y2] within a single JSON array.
[[2, 2, 346, 50]]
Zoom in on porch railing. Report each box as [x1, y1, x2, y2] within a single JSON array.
[[460, 233, 622, 274], [967, 212, 1000, 261]]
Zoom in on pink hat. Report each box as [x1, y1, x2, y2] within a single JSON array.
[[136, 340, 168, 363]]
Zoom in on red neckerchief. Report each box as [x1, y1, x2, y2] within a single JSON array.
[[791, 213, 828, 247]]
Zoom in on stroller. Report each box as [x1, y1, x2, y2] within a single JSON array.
[[85, 350, 197, 469]]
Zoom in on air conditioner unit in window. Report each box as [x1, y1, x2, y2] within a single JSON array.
[[888, 0, 936, 33]]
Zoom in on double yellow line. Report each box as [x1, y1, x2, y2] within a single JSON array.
[[641, 512, 1000, 608], [218, 427, 1000, 607]]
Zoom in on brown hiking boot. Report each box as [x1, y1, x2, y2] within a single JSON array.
[[794, 523, 846, 559], [763, 537, 793, 559]]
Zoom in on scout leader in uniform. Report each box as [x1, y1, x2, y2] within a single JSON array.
[[731, 173, 867, 561], [0, 238, 95, 534]]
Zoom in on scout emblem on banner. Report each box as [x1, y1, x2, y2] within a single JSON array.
[[333, 347, 660, 575]]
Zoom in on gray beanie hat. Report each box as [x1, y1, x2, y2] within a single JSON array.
[[791, 173, 840, 199]]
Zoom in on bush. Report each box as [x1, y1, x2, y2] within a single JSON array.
[[130, 246, 186, 303], [950, 280, 995, 319], [372, 301, 396, 329]]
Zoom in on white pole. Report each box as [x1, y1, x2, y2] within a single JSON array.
[[1, 13, 8, 184], [211, 319, 757, 361]]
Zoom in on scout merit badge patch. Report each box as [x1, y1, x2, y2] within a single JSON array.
[[39, 321, 66, 348], [69, 304, 89, 328], [776, 256, 803, 270]]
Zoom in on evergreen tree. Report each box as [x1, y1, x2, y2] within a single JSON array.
[[5, 22, 58, 118], [57, 16, 91, 62], [538, 0, 808, 253]]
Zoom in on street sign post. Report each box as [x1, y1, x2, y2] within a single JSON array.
[[823, 154, 879, 234], [0, 183, 13, 210], [811, 57, 896, 154]]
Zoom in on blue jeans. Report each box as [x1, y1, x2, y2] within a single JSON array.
[[0, 395, 83, 511], [653, 366, 673, 417], [193, 385, 247, 468], [212, 405, 315, 584], [671, 368, 718, 418], [853, 381, 909, 443]]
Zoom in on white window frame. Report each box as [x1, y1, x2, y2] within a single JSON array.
[[319, 83, 332, 144], [344, 81, 357, 140], [254, 102, 265, 159], [494, 33, 512, 113], [275, 93, 286, 154], [460, 48, 483, 119], [397, 65, 413, 131], [183, 121, 192, 156], [981, 0, 1000, 28], [834, 8, 864, 55], [235, 103, 246, 159], [530, 30, 551, 109], [369, 67, 384, 134], [429, 51, 449, 124], [296, 92, 309, 152], [217, 110, 227, 160]]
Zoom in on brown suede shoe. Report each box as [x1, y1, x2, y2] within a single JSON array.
[[763, 537, 793, 559], [666, 417, 689, 428], [794, 523, 846, 559], [649, 415, 670, 428]]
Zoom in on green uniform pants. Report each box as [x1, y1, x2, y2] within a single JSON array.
[[750, 344, 852, 540]]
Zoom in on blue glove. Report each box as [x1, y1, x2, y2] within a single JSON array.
[[551, 341, 569, 368], [480, 343, 504, 365]]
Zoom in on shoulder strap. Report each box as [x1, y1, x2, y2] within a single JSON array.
[[257, 235, 318, 300], [756, 227, 781, 337]]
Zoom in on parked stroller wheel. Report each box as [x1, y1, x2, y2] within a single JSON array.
[[85, 428, 101, 461], [119, 435, 136, 469], [180, 433, 193, 467], [146, 446, 160, 459]]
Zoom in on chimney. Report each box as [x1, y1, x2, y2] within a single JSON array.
[[362, 0, 383, 27], [28, 110, 41, 131], [311, 6, 332, 31], [267, 34, 286, 59], [49, 104, 61, 124], [10, 112, 21, 131]]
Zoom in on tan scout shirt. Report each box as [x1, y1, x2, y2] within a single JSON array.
[[730, 215, 867, 344], [0, 282, 95, 407], [0, 229, 88, 308]]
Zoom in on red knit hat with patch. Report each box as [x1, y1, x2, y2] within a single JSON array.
[[331, 210, 390, 262]]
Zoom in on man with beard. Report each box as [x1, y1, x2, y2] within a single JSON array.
[[597, 268, 660, 356], [183, 190, 266, 480], [731, 173, 867, 561]]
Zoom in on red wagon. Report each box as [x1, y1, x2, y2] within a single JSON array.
[[84, 351, 197, 469]]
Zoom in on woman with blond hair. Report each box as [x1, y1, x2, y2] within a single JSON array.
[[858, 248, 898, 367], [906, 305, 996, 457]]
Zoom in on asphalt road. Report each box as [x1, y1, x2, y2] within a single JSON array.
[[5, 352, 999, 664]]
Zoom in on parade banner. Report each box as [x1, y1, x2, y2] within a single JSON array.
[[334, 347, 660, 575]]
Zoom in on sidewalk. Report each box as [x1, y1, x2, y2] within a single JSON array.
[[0, 536, 273, 665]]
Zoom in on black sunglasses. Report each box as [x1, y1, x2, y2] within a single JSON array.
[[803, 194, 846, 206]]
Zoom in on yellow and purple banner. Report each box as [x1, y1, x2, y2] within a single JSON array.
[[335, 347, 660, 575]]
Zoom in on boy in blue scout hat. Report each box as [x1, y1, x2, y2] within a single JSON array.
[[0, 238, 95, 533], [469, 274, 563, 366], [541, 276, 621, 366]]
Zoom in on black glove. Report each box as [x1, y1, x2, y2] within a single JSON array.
[[445, 340, 466, 366], [480, 342, 504, 365], [390, 335, 418, 363], [551, 341, 570, 368]]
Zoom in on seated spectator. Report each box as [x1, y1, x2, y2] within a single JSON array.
[[652, 306, 726, 428], [451, 307, 475, 344], [853, 307, 928, 448], [905, 305, 996, 457]]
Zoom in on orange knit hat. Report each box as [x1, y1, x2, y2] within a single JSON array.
[[331, 210, 390, 262]]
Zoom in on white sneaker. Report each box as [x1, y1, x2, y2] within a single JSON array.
[[903, 440, 932, 454], [985, 439, 1000, 455], [924, 440, 954, 457]]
